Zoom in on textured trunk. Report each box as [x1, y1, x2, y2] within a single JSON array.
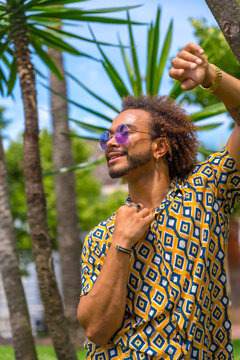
[[205, 0, 240, 63], [10, 16, 77, 360], [0, 137, 38, 360], [48, 47, 85, 348]]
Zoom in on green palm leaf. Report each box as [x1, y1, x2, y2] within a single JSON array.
[[148, 8, 161, 96], [197, 123, 223, 131], [127, 11, 142, 96], [29, 26, 91, 57], [47, 111, 111, 131], [44, 157, 105, 177], [190, 103, 227, 122], [25, 0, 86, 8], [118, 35, 137, 95], [146, 24, 154, 94], [198, 147, 214, 158], [7, 58, 17, 95], [31, 38, 63, 79], [89, 26, 130, 97], [29, 11, 144, 25], [153, 19, 173, 94], [30, 5, 142, 15], [61, 132, 100, 141], [168, 81, 185, 100], [41, 83, 113, 122], [41, 25, 129, 48], [66, 72, 120, 113]]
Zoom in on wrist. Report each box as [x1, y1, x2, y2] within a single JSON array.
[[200, 64, 222, 93], [201, 64, 216, 88], [111, 235, 131, 250]]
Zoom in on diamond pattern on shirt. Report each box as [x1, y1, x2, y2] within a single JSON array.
[[81, 147, 239, 359]]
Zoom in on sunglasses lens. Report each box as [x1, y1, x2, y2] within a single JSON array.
[[99, 131, 110, 150], [115, 124, 129, 144]]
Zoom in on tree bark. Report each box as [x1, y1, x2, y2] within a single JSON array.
[[205, 0, 240, 63], [0, 136, 38, 360], [48, 47, 85, 348], [10, 16, 78, 360]]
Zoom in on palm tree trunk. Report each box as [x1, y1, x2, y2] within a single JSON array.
[[0, 136, 38, 360], [10, 17, 78, 360], [48, 47, 85, 348], [205, 0, 240, 63]]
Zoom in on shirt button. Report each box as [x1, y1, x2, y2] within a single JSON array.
[[176, 307, 181, 313]]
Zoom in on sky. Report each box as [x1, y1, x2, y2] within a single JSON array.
[[0, 0, 233, 150]]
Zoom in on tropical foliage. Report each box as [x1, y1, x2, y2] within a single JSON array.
[[0, 0, 142, 95], [46, 8, 227, 164]]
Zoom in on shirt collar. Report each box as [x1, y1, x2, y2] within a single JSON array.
[[125, 179, 184, 215]]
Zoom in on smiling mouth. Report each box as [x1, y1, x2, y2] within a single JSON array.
[[107, 151, 127, 164], [108, 154, 125, 164]]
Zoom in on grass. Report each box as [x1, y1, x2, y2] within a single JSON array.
[[0, 341, 239, 359], [0, 346, 87, 360]]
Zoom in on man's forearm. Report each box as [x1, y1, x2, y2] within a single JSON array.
[[78, 241, 130, 346]]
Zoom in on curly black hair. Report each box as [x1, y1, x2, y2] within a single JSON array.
[[122, 95, 198, 180]]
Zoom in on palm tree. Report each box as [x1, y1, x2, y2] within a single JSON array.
[[0, 109, 38, 360], [0, 1, 142, 357], [48, 45, 85, 348]]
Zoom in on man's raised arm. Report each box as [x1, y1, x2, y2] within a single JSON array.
[[169, 42, 240, 168]]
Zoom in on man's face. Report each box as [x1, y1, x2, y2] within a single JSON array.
[[105, 109, 154, 179]]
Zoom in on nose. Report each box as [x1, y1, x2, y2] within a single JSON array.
[[106, 133, 119, 149]]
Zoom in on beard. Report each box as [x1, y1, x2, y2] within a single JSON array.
[[108, 148, 152, 178]]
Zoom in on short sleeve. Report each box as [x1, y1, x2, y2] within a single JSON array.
[[80, 220, 114, 296], [207, 147, 240, 214]]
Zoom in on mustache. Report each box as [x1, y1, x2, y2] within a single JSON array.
[[106, 148, 128, 161]]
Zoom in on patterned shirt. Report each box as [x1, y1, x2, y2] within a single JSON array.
[[81, 147, 240, 360]]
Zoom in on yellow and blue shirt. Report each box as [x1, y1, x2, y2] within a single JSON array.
[[81, 148, 240, 360]]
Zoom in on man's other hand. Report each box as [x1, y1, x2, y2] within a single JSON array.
[[169, 42, 215, 90]]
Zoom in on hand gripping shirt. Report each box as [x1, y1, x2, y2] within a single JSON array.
[[81, 148, 240, 360]]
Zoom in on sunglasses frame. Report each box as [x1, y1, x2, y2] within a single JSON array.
[[99, 124, 158, 150]]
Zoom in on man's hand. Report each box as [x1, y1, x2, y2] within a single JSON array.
[[169, 42, 215, 90], [112, 203, 154, 250]]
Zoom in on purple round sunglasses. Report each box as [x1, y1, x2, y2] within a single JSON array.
[[99, 124, 158, 150]]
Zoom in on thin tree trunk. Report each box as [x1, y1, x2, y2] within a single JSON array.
[[205, 0, 240, 63], [10, 17, 78, 360], [48, 47, 85, 348], [0, 137, 38, 360]]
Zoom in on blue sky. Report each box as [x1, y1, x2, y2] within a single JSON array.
[[0, 0, 233, 150]]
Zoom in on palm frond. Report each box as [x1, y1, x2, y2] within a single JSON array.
[[66, 71, 120, 113]]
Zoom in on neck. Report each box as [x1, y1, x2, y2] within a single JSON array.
[[126, 162, 171, 210]]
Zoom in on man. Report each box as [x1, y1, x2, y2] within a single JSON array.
[[77, 43, 240, 359]]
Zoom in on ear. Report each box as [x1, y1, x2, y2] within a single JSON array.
[[152, 137, 169, 159]]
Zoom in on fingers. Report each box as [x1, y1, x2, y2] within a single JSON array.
[[142, 212, 155, 225], [182, 42, 204, 56], [177, 49, 205, 64], [122, 202, 152, 218], [128, 204, 154, 224], [181, 78, 199, 91], [171, 57, 198, 71], [169, 42, 209, 90]]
